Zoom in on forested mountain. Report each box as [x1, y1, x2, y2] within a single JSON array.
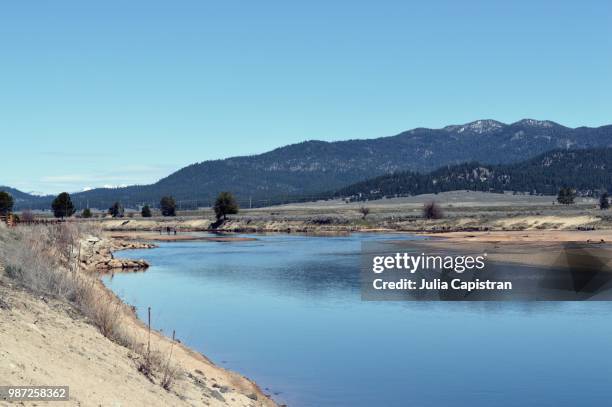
[[334, 148, 612, 201], [0, 187, 45, 203], [6, 119, 612, 209]]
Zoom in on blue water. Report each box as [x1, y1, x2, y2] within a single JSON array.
[[104, 233, 612, 406]]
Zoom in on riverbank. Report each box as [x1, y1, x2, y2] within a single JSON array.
[[0, 224, 277, 407], [108, 232, 259, 242], [96, 207, 612, 272], [98, 213, 605, 234], [96, 191, 611, 234]]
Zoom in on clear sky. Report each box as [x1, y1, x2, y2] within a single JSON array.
[[1, 1, 610, 194]]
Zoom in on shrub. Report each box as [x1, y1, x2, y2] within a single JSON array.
[[557, 187, 576, 205], [214, 192, 239, 221], [141, 205, 152, 218], [21, 209, 35, 222], [109, 202, 124, 218], [423, 201, 444, 219], [82, 208, 92, 218], [2, 224, 79, 298], [359, 207, 370, 220], [160, 196, 176, 217]]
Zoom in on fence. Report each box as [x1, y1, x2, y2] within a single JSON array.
[[1, 214, 65, 227]]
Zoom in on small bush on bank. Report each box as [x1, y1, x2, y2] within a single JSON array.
[[423, 201, 444, 220], [141, 205, 152, 218], [21, 210, 35, 222]]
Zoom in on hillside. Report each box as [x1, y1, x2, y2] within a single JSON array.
[[6, 119, 612, 210], [0, 186, 44, 203], [334, 148, 612, 201]]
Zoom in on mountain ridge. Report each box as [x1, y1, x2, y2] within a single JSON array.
[[4, 119, 612, 210]]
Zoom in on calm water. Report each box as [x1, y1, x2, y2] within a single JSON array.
[[104, 233, 612, 406]]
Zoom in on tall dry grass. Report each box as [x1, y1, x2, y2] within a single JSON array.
[[0, 222, 182, 389]]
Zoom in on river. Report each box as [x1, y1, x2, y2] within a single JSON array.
[[104, 233, 612, 406]]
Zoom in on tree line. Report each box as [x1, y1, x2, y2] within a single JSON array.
[[0, 191, 240, 221], [333, 148, 612, 204]]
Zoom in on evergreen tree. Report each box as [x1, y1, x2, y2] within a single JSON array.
[[160, 196, 176, 216], [109, 202, 124, 217], [214, 192, 239, 220], [0, 191, 14, 216], [557, 187, 576, 205], [600, 192, 610, 210], [141, 204, 152, 217], [82, 208, 93, 218], [51, 192, 75, 218]]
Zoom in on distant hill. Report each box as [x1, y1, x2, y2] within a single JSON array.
[[333, 148, 612, 200], [0, 186, 45, 203], [9, 119, 612, 210]]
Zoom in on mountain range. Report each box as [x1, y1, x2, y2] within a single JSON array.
[[3, 119, 612, 210]]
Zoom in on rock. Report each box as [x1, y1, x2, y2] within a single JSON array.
[[210, 390, 225, 402], [0, 298, 10, 310], [94, 258, 149, 271]]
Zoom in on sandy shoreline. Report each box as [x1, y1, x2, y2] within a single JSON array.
[[420, 229, 612, 243], [86, 233, 279, 407], [409, 230, 612, 270], [0, 225, 278, 407]]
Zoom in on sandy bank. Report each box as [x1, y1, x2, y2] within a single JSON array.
[[0, 278, 276, 407], [421, 229, 612, 243], [96, 203, 610, 234], [408, 229, 612, 269], [0, 225, 277, 407]]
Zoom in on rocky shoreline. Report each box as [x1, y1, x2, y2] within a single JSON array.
[[78, 235, 155, 271]]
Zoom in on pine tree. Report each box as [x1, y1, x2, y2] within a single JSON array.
[[51, 192, 75, 218], [141, 204, 152, 217], [557, 187, 576, 205], [600, 192, 610, 210], [160, 196, 176, 216], [0, 191, 14, 216], [109, 202, 124, 217]]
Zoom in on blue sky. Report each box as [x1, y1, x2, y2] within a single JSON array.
[[1, 1, 610, 194]]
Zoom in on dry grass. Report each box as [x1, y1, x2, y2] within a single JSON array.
[[0, 223, 182, 390]]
